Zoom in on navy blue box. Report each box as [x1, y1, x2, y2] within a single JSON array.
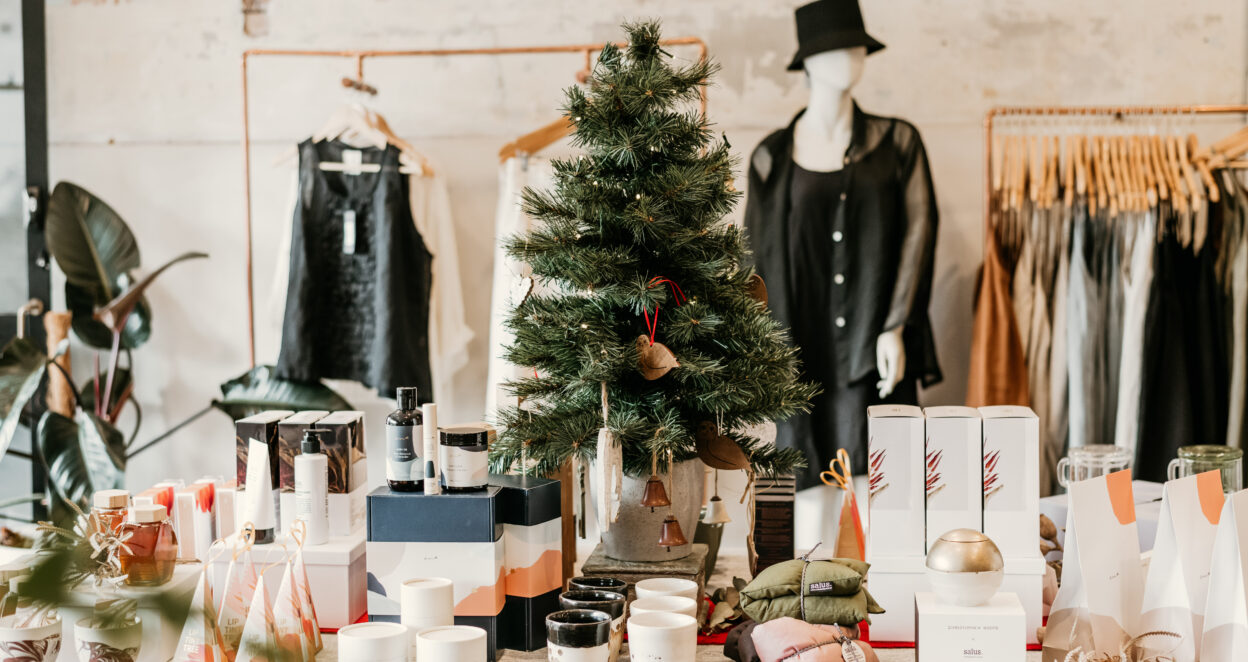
[[365, 485, 502, 543], [490, 474, 561, 526], [368, 612, 498, 661], [498, 588, 560, 652]]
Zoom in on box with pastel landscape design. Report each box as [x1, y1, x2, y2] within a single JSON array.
[[491, 474, 562, 652]]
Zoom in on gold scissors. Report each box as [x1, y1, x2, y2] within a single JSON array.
[[819, 448, 854, 492]]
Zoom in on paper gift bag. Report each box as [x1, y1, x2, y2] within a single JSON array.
[[173, 569, 230, 662], [273, 562, 313, 662], [820, 450, 865, 561], [1199, 488, 1248, 661], [292, 548, 322, 652], [218, 547, 259, 660], [1043, 469, 1143, 662], [1138, 471, 1223, 662], [235, 575, 276, 662]]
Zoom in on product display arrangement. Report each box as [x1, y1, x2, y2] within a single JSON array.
[[4, 1, 1248, 662]]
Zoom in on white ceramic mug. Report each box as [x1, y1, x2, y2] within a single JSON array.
[[626, 611, 696, 662], [634, 578, 698, 601], [415, 625, 487, 662], [73, 616, 141, 662], [628, 596, 698, 620]]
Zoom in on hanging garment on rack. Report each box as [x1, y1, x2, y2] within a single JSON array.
[[1223, 173, 1248, 449], [275, 139, 435, 398], [486, 155, 555, 418], [269, 142, 470, 402], [966, 201, 1029, 408], [1136, 201, 1231, 481], [1042, 206, 1071, 495], [1111, 210, 1156, 459]]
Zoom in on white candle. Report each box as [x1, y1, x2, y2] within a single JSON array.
[[416, 625, 487, 662], [338, 622, 409, 662]]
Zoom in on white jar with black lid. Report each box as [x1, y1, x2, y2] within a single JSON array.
[[438, 426, 489, 492]]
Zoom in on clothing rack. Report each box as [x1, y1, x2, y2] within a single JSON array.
[[239, 37, 710, 367], [982, 104, 1248, 236]]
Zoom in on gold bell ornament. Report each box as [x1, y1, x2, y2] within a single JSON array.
[[641, 476, 671, 512]]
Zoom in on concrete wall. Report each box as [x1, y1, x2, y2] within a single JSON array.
[[5, 1, 1246, 548]]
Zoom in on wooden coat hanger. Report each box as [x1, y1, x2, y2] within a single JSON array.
[[1063, 135, 1076, 207], [1164, 134, 1189, 215], [1046, 135, 1059, 207], [1146, 133, 1169, 203], [1188, 134, 1220, 202]]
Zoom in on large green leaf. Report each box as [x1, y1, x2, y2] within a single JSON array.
[[37, 410, 126, 510], [0, 338, 48, 458], [213, 365, 352, 420], [46, 182, 150, 350], [66, 280, 151, 350], [46, 182, 139, 296]]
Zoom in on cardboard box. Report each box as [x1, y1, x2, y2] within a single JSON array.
[[865, 554, 926, 643], [924, 407, 983, 552], [315, 411, 367, 494], [867, 405, 926, 558], [282, 484, 366, 538], [276, 410, 329, 493], [209, 531, 367, 629], [365, 538, 506, 620], [979, 407, 1040, 559], [234, 411, 293, 487], [498, 589, 559, 653], [1001, 555, 1047, 646], [916, 591, 1026, 662], [366, 485, 503, 543]]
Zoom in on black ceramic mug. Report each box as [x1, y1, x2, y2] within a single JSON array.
[[560, 591, 626, 662], [567, 576, 628, 597], [546, 609, 611, 661]]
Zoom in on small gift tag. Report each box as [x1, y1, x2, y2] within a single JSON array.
[[342, 209, 357, 254], [341, 149, 363, 175]]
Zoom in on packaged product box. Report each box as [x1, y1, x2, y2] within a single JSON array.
[[492, 474, 562, 652], [174, 482, 215, 561], [923, 406, 983, 552], [752, 474, 796, 574], [866, 405, 925, 558], [979, 406, 1040, 558], [215, 480, 238, 539], [314, 411, 367, 494], [234, 411, 293, 488], [916, 591, 1026, 662], [209, 531, 367, 629], [276, 410, 329, 494]]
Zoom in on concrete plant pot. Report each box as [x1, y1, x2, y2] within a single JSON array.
[[599, 459, 705, 562]]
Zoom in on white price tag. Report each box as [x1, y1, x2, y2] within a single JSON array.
[[342, 209, 357, 254], [342, 149, 363, 175]]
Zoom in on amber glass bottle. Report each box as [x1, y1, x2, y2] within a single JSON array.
[[92, 489, 130, 534]]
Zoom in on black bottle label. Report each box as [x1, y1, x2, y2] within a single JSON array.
[[386, 424, 421, 482]]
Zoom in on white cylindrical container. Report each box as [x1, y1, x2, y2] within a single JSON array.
[[293, 429, 330, 545], [416, 625, 487, 662], [626, 612, 696, 662], [628, 596, 698, 620], [422, 403, 440, 495], [634, 578, 699, 601], [402, 577, 454, 660], [338, 622, 409, 662], [244, 438, 277, 543]]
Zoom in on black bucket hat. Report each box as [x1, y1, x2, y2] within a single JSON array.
[[788, 0, 885, 71]]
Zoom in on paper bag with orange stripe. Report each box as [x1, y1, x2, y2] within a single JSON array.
[[1199, 488, 1248, 662], [1137, 471, 1224, 662], [1042, 469, 1143, 662]]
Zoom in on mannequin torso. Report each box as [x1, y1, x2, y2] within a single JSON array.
[[792, 48, 907, 397]]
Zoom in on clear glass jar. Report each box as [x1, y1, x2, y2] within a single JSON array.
[[1168, 445, 1244, 494], [1056, 445, 1132, 487], [119, 504, 177, 586]]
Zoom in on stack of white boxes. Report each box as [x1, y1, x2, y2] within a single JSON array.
[[865, 405, 927, 642], [866, 405, 1043, 646]]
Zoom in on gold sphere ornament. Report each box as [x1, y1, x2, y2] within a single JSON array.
[[925, 528, 1005, 607]]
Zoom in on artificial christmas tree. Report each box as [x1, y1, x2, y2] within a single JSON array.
[[490, 21, 817, 556]]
